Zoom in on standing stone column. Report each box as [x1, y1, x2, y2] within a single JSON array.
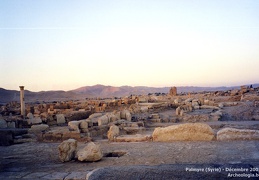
[[19, 86, 25, 118]]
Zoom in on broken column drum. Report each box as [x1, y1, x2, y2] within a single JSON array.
[[19, 86, 25, 118]]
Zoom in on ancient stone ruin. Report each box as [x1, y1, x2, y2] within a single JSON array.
[[1, 85, 259, 179]]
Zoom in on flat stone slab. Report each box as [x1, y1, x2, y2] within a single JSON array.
[[41, 172, 69, 179], [0, 171, 89, 180], [64, 172, 90, 180], [217, 128, 259, 141], [22, 172, 49, 179], [0, 172, 30, 179]]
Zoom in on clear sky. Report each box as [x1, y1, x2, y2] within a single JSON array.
[[1, 0, 259, 91]]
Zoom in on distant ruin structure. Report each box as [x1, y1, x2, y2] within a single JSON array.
[[169, 87, 177, 96], [19, 86, 25, 118]]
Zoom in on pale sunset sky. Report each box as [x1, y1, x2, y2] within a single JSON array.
[[1, 0, 259, 91]]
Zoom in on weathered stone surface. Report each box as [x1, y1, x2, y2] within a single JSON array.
[[41, 172, 70, 179], [56, 114, 66, 124], [174, 98, 181, 104], [86, 164, 254, 180], [177, 105, 193, 116], [223, 102, 238, 106], [62, 131, 82, 141], [0, 119, 7, 128], [200, 105, 220, 110], [79, 120, 88, 133], [58, 139, 77, 162], [66, 111, 91, 121], [97, 115, 109, 126], [204, 99, 210, 105], [210, 110, 222, 117], [106, 113, 118, 122], [129, 104, 141, 113], [169, 86, 177, 96], [29, 124, 49, 133], [191, 99, 201, 107], [21, 172, 49, 179], [77, 142, 103, 162], [152, 123, 215, 141], [123, 127, 145, 134], [27, 112, 34, 119], [64, 172, 90, 180], [113, 111, 121, 120], [230, 89, 239, 96], [27, 117, 42, 125], [182, 114, 210, 122], [217, 128, 259, 141], [107, 125, 119, 141], [140, 106, 148, 112], [120, 110, 131, 121], [115, 134, 152, 142], [68, 121, 80, 132], [125, 111, 132, 121], [218, 103, 224, 108], [42, 128, 83, 142], [175, 107, 180, 115], [89, 113, 103, 119]]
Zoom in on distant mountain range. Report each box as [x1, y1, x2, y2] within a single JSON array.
[[0, 84, 258, 103]]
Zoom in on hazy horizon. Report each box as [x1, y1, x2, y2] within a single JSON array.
[[1, 82, 259, 92], [1, 0, 259, 91]]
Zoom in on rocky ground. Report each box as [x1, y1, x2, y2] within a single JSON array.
[[0, 139, 259, 179]]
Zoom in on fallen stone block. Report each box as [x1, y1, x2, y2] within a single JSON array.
[[68, 121, 80, 132], [152, 123, 215, 142], [217, 128, 259, 141], [107, 125, 119, 142], [29, 124, 49, 133], [97, 115, 109, 126], [27, 112, 34, 119], [66, 111, 91, 121], [106, 113, 119, 122], [200, 105, 220, 110], [115, 134, 152, 142], [62, 131, 82, 140], [123, 127, 145, 134], [79, 120, 88, 133], [56, 114, 66, 124], [58, 139, 77, 162], [120, 110, 131, 121], [77, 142, 103, 162], [89, 113, 103, 119], [27, 117, 42, 125], [0, 119, 7, 128]]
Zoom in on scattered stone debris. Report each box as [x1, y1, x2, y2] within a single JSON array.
[[77, 142, 103, 162], [1, 85, 259, 179], [217, 128, 259, 141], [107, 125, 119, 142], [58, 139, 77, 162]]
